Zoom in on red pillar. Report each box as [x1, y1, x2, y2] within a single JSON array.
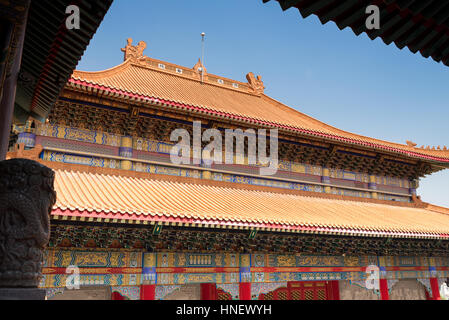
[[239, 282, 251, 300], [201, 283, 217, 300], [379, 279, 389, 300], [140, 284, 156, 300], [327, 280, 340, 300], [430, 278, 441, 300]]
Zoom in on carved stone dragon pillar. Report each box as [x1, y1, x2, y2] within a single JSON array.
[[0, 158, 56, 299]]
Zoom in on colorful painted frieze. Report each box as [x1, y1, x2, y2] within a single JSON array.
[[39, 249, 449, 290]]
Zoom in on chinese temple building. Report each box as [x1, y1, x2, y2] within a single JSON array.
[[8, 38, 449, 300]]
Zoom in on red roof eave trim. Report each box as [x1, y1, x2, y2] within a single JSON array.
[[68, 78, 449, 163]]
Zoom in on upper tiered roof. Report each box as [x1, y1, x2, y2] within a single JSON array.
[[68, 39, 449, 165], [45, 164, 449, 239]]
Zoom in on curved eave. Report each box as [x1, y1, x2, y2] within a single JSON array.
[[263, 0, 449, 67], [51, 208, 449, 240], [17, 0, 113, 120]]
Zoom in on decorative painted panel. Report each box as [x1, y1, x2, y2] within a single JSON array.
[[379, 256, 428, 267], [330, 187, 372, 199], [251, 282, 287, 300], [41, 249, 143, 288], [262, 255, 375, 268], [40, 249, 448, 289], [377, 193, 410, 202], [45, 287, 65, 300], [329, 168, 369, 183], [155, 285, 182, 300], [111, 286, 141, 300], [216, 283, 240, 300], [42, 151, 111, 168], [153, 253, 239, 268], [339, 280, 380, 300], [45, 249, 141, 268], [40, 273, 142, 288]]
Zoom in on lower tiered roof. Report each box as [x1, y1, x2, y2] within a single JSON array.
[[43, 161, 449, 240]]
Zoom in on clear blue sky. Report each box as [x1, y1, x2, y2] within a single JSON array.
[[77, 0, 449, 207]]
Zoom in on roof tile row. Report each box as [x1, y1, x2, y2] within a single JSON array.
[[53, 169, 449, 237]]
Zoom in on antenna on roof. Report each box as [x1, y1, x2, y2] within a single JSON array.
[[200, 32, 205, 83]]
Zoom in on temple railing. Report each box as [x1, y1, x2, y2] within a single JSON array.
[[39, 145, 410, 201]]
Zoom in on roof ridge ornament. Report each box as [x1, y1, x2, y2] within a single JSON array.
[[193, 58, 207, 80], [121, 38, 147, 61], [417, 144, 448, 152], [246, 72, 264, 94]]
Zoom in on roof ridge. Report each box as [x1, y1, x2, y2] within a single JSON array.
[[72, 59, 132, 80], [116, 38, 264, 96], [71, 56, 264, 98], [141, 56, 250, 86], [129, 60, 261, 97], [423, 202, 449, 215]]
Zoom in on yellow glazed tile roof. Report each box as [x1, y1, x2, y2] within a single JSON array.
[[68, 51, 449, 163], [52, 169, 449, 238]]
